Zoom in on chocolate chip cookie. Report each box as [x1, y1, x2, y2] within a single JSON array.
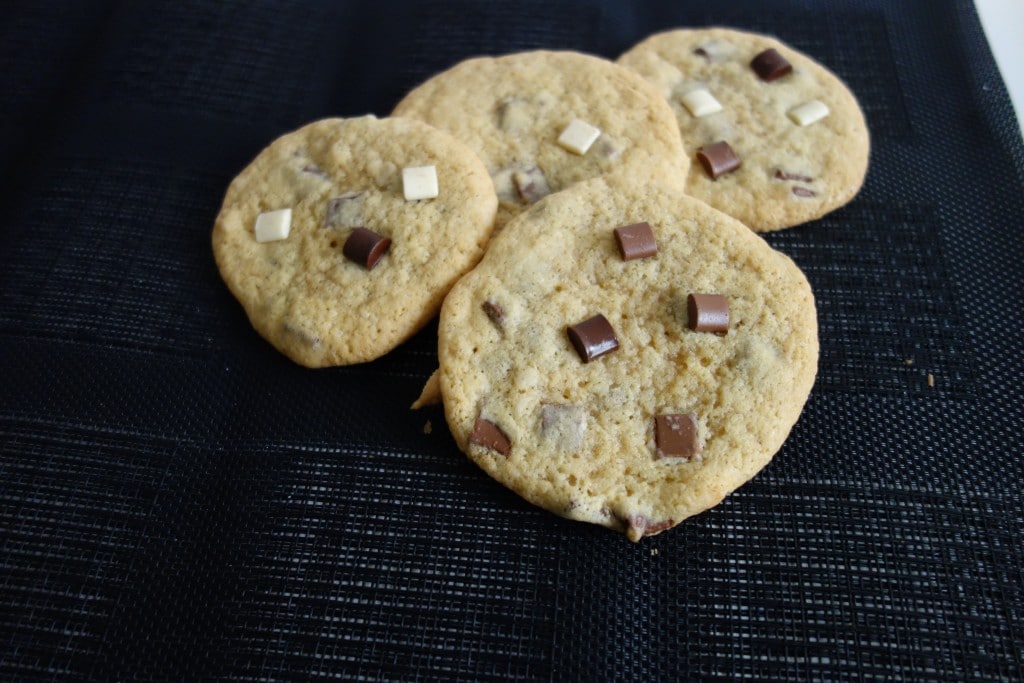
[[212, 115, 497, 366], [618, 27, 870, 231], [437, 174, 818, 540], [392, 50, 689, 229]]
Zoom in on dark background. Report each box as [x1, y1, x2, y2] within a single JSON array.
[[2, 1, 1022, 680]]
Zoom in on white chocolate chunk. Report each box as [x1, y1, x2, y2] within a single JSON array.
[[557, 118, 601, 155], [254, 208, 292, 242], [402, 165, 439, 200], [680, 88, 723, 117], [787, 100, 830, 127]]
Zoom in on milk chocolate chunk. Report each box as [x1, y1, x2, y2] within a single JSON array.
[[774, 169, 814, 183], [343, 227, 391, 270], [482, 300, 505, 327], [687, 293, 729, 332], [751, 48, 792, 81], [613, 222, 658, 261], [567, 314, 619, 363], [696, 141, 741, 179], [654, 413, 700, 460], [470, 417, 511, 456]]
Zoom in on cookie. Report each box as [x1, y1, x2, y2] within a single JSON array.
[[437, 174, 818, 541], [617, 27, 870, 231], [392, 50, 689, 229], [212, 115, 497, 366]]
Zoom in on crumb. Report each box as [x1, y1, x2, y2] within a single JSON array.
[[650, 548, 659, 557], [927, 373, 935, 388], [905, 358, 914, 366], [423, 420, 433, 434]]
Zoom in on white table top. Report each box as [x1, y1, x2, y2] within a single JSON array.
[[975, 0, 1024, 139]]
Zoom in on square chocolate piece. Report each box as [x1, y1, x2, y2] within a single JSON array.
[[613, 222, 658, 261], [654, 413, 700, 459]]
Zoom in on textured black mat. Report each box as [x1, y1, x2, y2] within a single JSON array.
[[2, 1, 1023, 680]]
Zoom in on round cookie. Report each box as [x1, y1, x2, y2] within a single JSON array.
[[392, 50, 690, 229], [438, 174, 818, 541], [212, 115, 497, 367], [617, 27, 869, 232]]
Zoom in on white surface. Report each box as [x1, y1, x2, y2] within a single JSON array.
[[975, 0, 1024, 138]]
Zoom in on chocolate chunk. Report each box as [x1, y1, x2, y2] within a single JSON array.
[[482, 300, 504, 327], [513, 166, 551, 204], [773, 169, 814, 183], [696, 141, 741, 179], [687, 293, 729, 333], [654, 413, 700, 460], [613, 222, 658, 261], [342, 227, 391, 270], [751, 48, 793, 81], [470, 417, 511, 456], [792, 186, 817, 198], [567, 314, 619, 363]]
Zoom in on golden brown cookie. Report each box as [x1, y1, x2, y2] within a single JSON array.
[[438, 174, 818, 540], [212, 116, 497, 366], [618, 27, 869, 231], [392, 50, 689, 229]]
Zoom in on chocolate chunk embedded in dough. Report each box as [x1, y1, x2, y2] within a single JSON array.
[[613, 222, 658, 261], [696, 141, 741, 179], [687, 293, 729, 333], [471, 417, 511, 456], [750, 48, 792, 81], [654, 413, 700, 460], [343, 227, 391, 270], [567, 314, 619, 363]]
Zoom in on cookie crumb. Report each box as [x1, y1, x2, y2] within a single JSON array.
[[905, 358, 915, 366], [927, 373, 935, 388], [650, 548, 659, 557], [423, 420, 432, 435]]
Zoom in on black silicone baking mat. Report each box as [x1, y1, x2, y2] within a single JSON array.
[[2, 1, 1022, 680]]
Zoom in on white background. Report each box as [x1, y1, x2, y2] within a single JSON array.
[[975, 0, 1024, 138]]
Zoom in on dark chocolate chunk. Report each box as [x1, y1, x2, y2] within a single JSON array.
[[696, 141, 741, 179], [482, 300, 505, 327], [654, 413, 700, 460], [613, 222, 658, 261], [567, 314, 619, 363], [774, 168, 814, 183], [751, 48, 793, 81], [687, 293, 730, 333], [470, 417, 511, 456], [792, 186, 817, 198], [343, 227, 391, 270]]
